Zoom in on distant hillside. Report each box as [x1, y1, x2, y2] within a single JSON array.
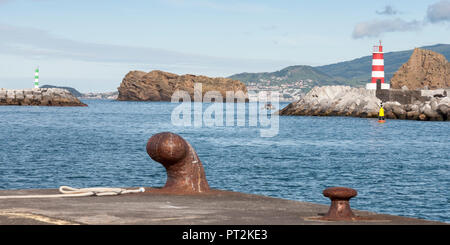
[[229, 44, 450, 88], [315, 44, 450, 86], [228, 65, 353, 93], [40, 85, 82, 97], [229, 65, 334, 85]]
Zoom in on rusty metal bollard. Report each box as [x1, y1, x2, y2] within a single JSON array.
[[146, 132, 210, 193], [322, 187, 357, 220]]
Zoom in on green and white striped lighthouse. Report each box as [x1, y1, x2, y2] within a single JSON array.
[[34, 67, 39, 88]]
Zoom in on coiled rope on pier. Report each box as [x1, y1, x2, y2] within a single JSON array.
[[0, 186, 145, 199]]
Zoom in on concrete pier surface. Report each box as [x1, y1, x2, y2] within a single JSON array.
[[0, 188, 445, 225]]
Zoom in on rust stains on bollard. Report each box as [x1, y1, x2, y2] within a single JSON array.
[[146, 132, 210, 194], [322, 187, 357, 220]]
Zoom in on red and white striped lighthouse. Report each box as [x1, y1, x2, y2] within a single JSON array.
[[366, 40, 390, 89]]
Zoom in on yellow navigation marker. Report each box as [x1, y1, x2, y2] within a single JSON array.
[[378, 103, 385, 123]]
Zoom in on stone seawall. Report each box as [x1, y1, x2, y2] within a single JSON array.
[[0, 88, 87, 106], [376, 88, 449, 104], [376, 89, 424, 104], [279, 86, 449, 121]]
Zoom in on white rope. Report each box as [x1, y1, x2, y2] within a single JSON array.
[[0, 186, 145, 199]]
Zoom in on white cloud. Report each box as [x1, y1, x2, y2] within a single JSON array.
[[427, 0, 450, 23], [353, 1, 450, 38], [352, 19, 421, 39], [0, 23, 292, 77]]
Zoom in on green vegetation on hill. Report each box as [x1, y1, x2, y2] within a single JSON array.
[[229, 44, 450, 88], [229, 65, 336, 85]]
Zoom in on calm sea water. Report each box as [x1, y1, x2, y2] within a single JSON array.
[[0, 100, 449, 223]]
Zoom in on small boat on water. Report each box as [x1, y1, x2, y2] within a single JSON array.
[[263, 103, 275, 110]]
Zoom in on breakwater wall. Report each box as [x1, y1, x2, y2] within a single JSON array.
[[0, 88, 87, 106], [376, 88, 449, 105], [279, 86, 449, 121], [375, 88, 449, 120]]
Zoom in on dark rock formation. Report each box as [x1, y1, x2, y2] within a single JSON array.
[[117, 70, 248, 102], [0, 88, 87, 106], [40, 85, 83, 97], [390, 48, 450, 90], [40, 85, 118, 100]]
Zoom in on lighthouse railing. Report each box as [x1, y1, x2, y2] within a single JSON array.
[[373, 45, 383, 53]]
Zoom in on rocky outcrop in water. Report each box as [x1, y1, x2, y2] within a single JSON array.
[[0, 88, 86, 106], [40, 85, 83, 97], [117, 70, 248, 101], [279, 86, 449, 121], [279, 86, 381, 118], [390, 48, 450, 90]]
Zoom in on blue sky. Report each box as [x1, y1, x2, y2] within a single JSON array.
[[0, 0, 449, 92]]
